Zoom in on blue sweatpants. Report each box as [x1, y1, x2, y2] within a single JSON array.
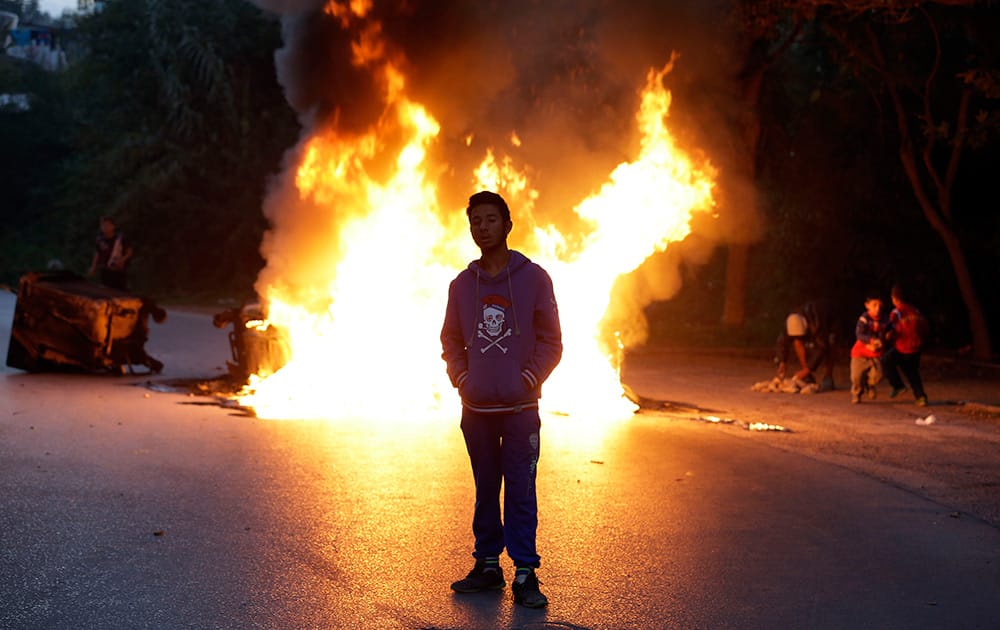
[[460, 407, 541, 568]]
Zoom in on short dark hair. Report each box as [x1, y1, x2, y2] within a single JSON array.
[[865, 289, 882, 303], [891, 284, 907, 302], [466, 191, 510, 223]]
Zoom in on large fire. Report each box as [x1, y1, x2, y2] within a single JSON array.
[[237, 7, 716, 425]]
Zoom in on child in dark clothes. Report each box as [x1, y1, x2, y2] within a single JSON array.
[[850, 291, 888, 404]]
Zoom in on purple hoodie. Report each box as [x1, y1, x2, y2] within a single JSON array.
[[441, 250, 562, 414]]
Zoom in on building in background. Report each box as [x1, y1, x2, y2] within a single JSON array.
[[2, 9, 69, 72], [5, 24, 67, 71]]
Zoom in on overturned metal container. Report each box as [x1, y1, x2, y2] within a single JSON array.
[[5, 271, 165, 374]]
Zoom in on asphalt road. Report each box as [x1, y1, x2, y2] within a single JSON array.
[[2, 291, 999, 629]]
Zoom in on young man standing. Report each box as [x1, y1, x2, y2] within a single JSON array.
[[440, 191, 562, 609]]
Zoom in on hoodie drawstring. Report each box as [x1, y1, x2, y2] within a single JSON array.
[[468, 267, 481, 346], [507, 265, 520, 336]]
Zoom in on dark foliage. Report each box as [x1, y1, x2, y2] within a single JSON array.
[[0, 58, 75, 280], [1, 0, 300, 300], [651, 2, 999, 355]]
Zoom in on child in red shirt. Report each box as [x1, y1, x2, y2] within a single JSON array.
[[884, 284, 929, 406]]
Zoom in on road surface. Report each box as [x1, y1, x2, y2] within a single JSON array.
[[2, 290, 998, 629]]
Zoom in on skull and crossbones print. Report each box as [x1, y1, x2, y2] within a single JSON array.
[[478, 300, 511, 354]]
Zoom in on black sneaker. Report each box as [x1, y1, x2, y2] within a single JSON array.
[[450, 560, 505, 593], [511, 569, 548, 608]]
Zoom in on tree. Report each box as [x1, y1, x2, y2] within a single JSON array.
[[745, 0, 996, 359], [0, 1, 40, 20], [57, 0, 299, 296], [0, 53, 76, 284]]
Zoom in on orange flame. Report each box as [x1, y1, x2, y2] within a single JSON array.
[[324, 0, 372, 24], [239, 42, 715, 429]]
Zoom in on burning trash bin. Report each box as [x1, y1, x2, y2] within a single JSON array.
[[5, 271, 166, 374], [213, 303, 290, 382]]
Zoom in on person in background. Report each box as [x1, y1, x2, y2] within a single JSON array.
[[849, 291, 888, 404], [440, 191, 563, 609], [88, 216, 133, 291], [883, 284, 929, 406], [776, 300, 836, 391]]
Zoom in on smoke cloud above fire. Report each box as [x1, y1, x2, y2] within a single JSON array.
[[250, 0, 759, 339]]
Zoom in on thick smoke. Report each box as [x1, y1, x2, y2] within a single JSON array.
[[252, 0, 760, 334]]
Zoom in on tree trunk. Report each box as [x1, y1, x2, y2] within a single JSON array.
[[722, 40, 769, 328], [936, 230, 993, 361], [722, 243, 749, 326], [897, 147, 993, 359]]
